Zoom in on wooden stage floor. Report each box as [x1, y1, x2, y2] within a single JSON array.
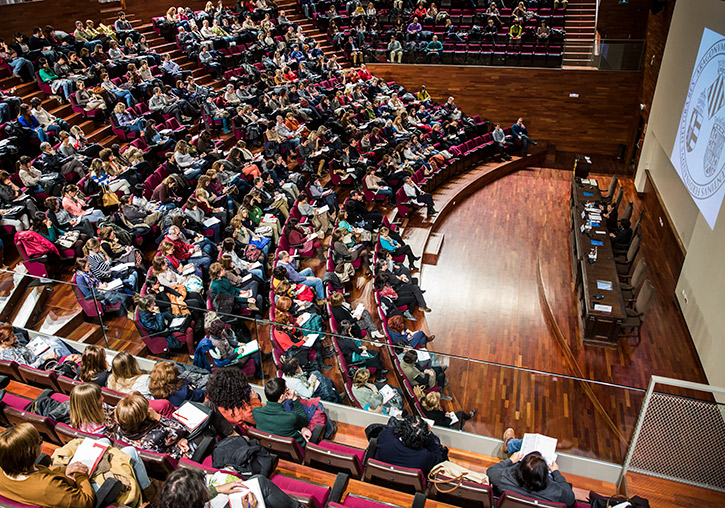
[[414, 166, 709, 464]]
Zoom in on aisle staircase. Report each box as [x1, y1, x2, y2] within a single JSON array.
[[562, 0, 597, 67], [275, 0, 351, 65]]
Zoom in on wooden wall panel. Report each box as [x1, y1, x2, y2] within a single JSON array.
[[640, 169, 686, 282], [597, 0, 650, 39], [368, 64, 641, 157]]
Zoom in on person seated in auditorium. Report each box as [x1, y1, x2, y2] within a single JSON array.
[[0, 323, 76, 369], [0, 423, 95, 508], [114, 392, 194, 460], [149, 361, 205, 408], [420, 391, 476, 430], [205, 364, 262, 431], [492, 123, 513, 161], [164, 225, 213, 276], [281, 357, 342, 403], [599, 201, 618, 231], [401, 349, 452, 400], [374, 271, 422, 320], [352, 368, 404, 414], [159, 467, 301, 508], [345, 189, 383, 230], [274, 309, 333, 372], [331, 227, 372, 277], [252, 377, 324, 446], [277, 250, 326, 304], [403, 176, 438, 219], [297, 194, 332, 238], [69, 382, 117, 436], [373, 415, 447, 476], [330, 292, 385, 340], [489, 431, 575, 507], [387, 315, 434, 349], [511, 117, 537, 156], [107, 351, 152, 397], [537, 22, 551, 42], [209, 262, 260, 313], [78, 345, 110, 387], [379, 226, 419, 269], [275, 294, 324, 337], [426, 35, 443, 64], [74, 258, 134, 316], [336, 319, 388, 381], [377, 261, 431, 313], [610, 218, 632, 251]]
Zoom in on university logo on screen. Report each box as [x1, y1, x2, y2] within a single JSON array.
[[679, 39, 725, 200]]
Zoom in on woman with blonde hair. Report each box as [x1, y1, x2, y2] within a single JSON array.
[[69, 382, 112, 435], [113, 102, 145, 134], [68, 383, 153, 493], [149, 361, 205, 407], [0, 423, 94, 507], [107, 351, 151, 396], [78, 345, 109, 386], [420, 391, 476, 430], [352, 368, 402, 414]]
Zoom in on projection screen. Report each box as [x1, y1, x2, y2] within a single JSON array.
[[670, 27, 725, 230]]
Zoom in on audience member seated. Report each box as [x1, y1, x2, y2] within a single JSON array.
[[420, 391, 476, 430], [372, 415, 447, 476], [149, 360, 205, 407], [0, 323, 76, 368], [114, 391, 194, 460], [400, 348, 451, 401], [252, 377, 323, 446], [0, 423, 95, 508], [489, 431, 576, 508], [158, 467, 301, 508], [78, 344, 110, 387], [281, 356, 342, 403], [106, 351, 152, 396], [352, 367, 403, 414]]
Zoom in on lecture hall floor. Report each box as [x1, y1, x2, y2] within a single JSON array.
[[409, 165, 709, 465]]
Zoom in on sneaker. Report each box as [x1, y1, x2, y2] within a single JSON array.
[[323, 349, 336, 358], [403, 310, 417, 321], [421, 307, 432, 313], [503, 428, 515, 453], [318, 362, 333, 370], [440, 394, 453, 401], [372, 331, 385, 339]]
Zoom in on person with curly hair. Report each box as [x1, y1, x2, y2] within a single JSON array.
[[372, 415, 447, 475], [204, 366, 262, 431]]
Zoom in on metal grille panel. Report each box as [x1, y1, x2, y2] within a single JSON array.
[[628, 392, 725, 492]]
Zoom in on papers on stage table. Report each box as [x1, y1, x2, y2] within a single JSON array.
[[594, 304, 612, 313], [520, 433, 558, 465], [597, 280, 613, 291]]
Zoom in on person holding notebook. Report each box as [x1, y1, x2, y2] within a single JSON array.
[[488, 430, 575, 508]]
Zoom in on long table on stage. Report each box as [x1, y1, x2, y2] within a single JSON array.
[[570, 179, 626, 347]]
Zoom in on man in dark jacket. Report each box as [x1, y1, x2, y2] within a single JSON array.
[[610, 218, 633, 251], [373, 415, 446, 475], [487, 451, 576, 507]]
